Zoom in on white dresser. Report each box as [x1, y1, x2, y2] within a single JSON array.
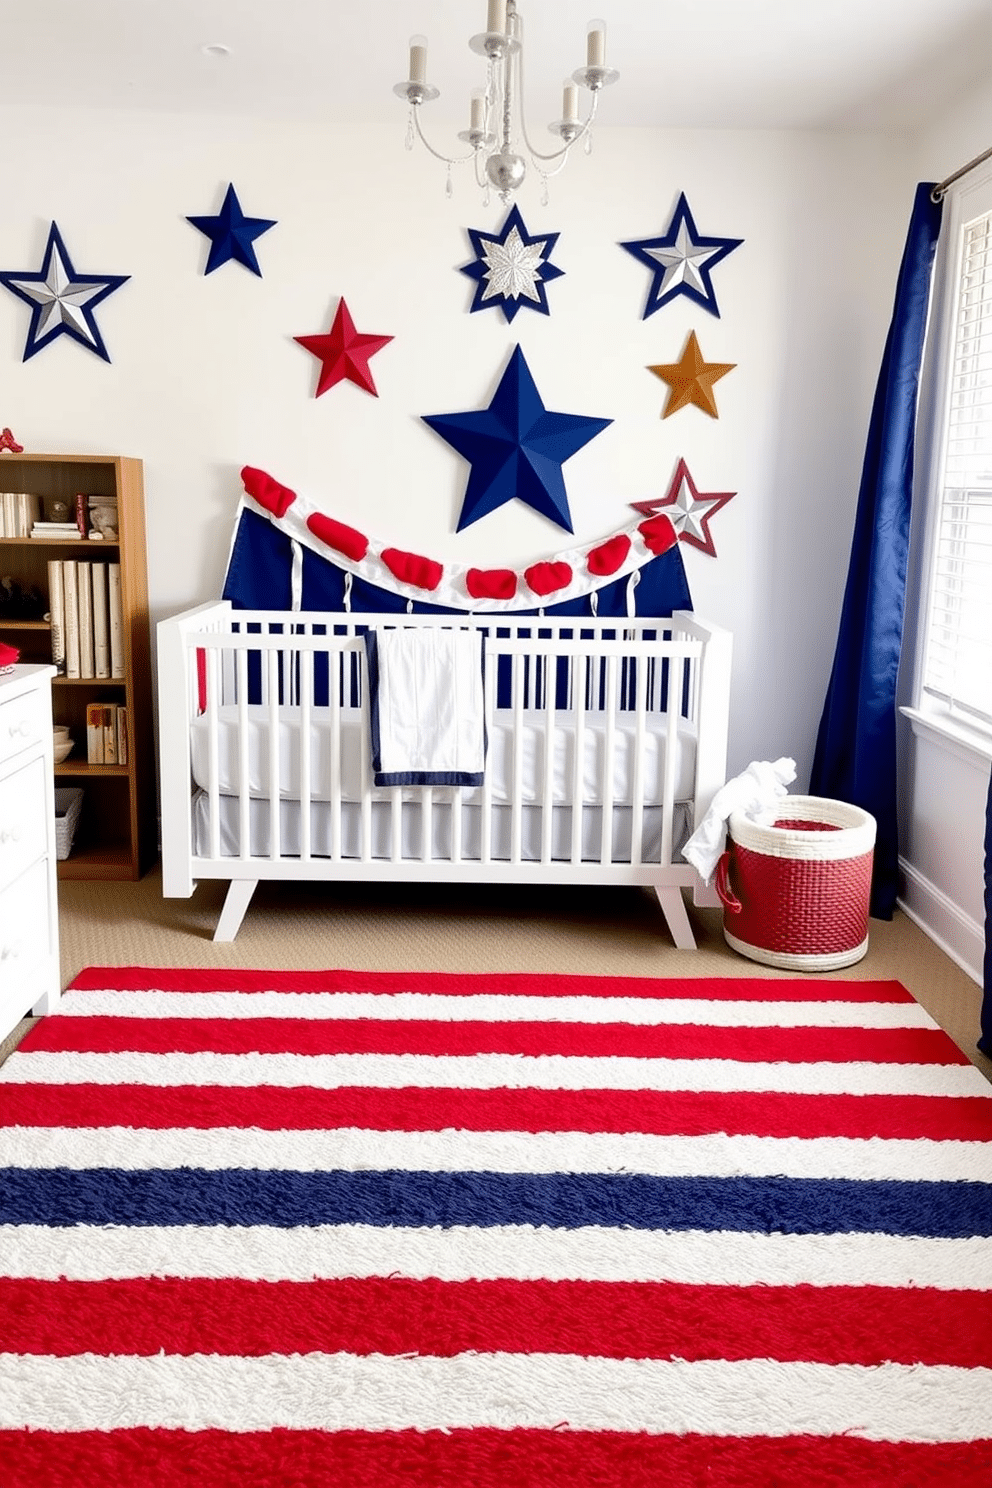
[[0, 664, 60, 1042]]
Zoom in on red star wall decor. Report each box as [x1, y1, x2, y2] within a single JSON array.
[[294, 299, 393, 398]]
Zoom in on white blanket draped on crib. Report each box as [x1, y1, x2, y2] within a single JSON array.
[[364, 627, 486, 788]]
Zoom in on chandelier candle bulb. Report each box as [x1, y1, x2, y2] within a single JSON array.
[[487, 0, 507, 35], [409, 34, 428, 84], [562, 79, 579, 123], [587, 20, 606, 67], [470, 89, 486, 131]]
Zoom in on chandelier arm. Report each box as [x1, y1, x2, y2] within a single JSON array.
[[412, 105, 478, 167], [513, 23, 600, 166], [522, 94, 600, 166]]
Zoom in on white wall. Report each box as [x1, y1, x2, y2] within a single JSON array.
[[0, 104, 912, 789], [898, 80, 992, 983]]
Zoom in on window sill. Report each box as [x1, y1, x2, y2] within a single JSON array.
[[900, 705, 992, 773]]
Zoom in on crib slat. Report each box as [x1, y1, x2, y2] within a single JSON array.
[[600, 652, 617, 865], [510, 647, 524, 866], [629, 643, 647, 867], [570, 653, 585, 865], [421, 786, 433, 863], [299, 643, 313, 864], [236, 647, 250, 861], [267, 647, 281, 861], [206, 648, 221, 863], [540, 638, 556, 866], [359, 639, 373, 863], [660, 652, 681, 868], [480, 639, 495, 865]]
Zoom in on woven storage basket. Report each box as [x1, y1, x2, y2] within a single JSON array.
[[53, 787, 84, 861], [714, 795, 876, 971]]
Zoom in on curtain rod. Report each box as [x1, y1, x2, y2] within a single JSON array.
[[931, 143, 992, 202]]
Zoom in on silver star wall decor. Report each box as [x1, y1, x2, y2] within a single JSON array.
[[0, 222, 130, 361]]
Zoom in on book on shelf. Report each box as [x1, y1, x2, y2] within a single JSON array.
[[116, 704, 128, 766], [47, 559, 66, 675], [90, 563, 110, 678], [62, 561, 80, 679], [1, 491, 42, 537], [31, 522, 82, 539], [77, 563, 94, 679], [85, 701, 125, 765], [102, 704, 117, 763], [107, 562, 124, 678], [86, 701, 104, 764]]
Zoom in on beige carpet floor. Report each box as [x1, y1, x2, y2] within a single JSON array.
[[1, 867, 986, 1083]]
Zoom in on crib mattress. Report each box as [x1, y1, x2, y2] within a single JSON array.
[[192, 791, 691, 866], [189, 705, 697, 807]]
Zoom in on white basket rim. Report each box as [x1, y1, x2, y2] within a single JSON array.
[[728, 794, 876, 861]]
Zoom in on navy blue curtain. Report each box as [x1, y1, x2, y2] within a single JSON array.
[[810, 183, 943, 919], [980, 772, 992, 1057]]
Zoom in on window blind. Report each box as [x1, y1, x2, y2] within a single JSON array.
[[922, 207, 992, 729]]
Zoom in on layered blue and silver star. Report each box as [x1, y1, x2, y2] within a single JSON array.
[[631, 458, 736, 557], [186, 183, 277, 276], [620, 192, 742, 319], [459, 205, 564, 323], [0, 222, 129, 362], [423, 344, 611, 532]]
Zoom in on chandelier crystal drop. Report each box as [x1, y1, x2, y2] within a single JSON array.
[[393, 0, 618, 203]]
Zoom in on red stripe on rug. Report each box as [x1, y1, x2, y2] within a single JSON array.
[[2, 1083, 989, 1138], [21, 1015, 967, 1065], [65, 967, 917, 1002], [2, 1277, 990, 1367], [0, 1427, 989, 1488]]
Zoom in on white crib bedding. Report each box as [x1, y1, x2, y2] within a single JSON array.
[[192, 791, 692, 865], [189, 705, 698, 807]]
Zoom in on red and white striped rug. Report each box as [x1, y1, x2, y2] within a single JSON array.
[[1, 966, 990, 1486]]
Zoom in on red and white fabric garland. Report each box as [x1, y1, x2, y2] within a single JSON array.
[[239, 466, 678, 614]]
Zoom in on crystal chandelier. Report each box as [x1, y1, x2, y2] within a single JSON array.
[[393, 0, 619, 204]]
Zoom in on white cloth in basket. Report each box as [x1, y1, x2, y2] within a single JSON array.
[[681, 756, 796, 884]]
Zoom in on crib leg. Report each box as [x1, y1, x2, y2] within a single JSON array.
[[654, 885, 697, 950], [213, 879, 258, 942]]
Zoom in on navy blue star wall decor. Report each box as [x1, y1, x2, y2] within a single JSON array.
[[620, 192, 742, 319], [0, 222, 129, 362], [186, 183, 277, 276], [459, 204, 565, 323], [422, 344, 612, 533]]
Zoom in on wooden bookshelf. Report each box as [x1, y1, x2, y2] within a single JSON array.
[[0, 454, 154, 879]]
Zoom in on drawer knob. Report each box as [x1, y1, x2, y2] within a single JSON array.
[[8, 720, 30, 738], [0, 943, 22, 962], [0, 824, 22, 845]]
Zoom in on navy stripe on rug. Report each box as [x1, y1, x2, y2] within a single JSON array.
[[1, 1169, 990, 1238]]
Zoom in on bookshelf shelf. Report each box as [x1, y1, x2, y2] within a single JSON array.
[[0, 453, 153, 879]]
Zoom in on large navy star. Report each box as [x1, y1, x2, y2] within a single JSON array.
[[422, 345, 611, 533], [186, 183, 277, 276], [459, 204, 564, 323], [0, 222, 129, 362], [620, 192, 742, 319]]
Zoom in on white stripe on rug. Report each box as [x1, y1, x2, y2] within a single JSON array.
[[5, 1051, 988, 1096], [3, 1127, 989, 1183], [1, 1351, 989, 1440], [53, 989, 940, 1030], [2, 1223, 990, 1290]]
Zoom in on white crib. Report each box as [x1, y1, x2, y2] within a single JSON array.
[[157, 603, 732, 944]]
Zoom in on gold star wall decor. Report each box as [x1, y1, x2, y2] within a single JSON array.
[[648, 330, 735, 419]]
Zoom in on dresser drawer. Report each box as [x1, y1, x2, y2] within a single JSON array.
[[0, 857, 54, 1005], [0, 684, 47, 766], [0, 755, 48, 895]]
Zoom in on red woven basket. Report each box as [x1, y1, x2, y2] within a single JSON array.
[[714, 795, 876, 971]]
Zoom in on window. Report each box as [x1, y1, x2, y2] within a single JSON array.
[[916, 169, 992, 738]]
